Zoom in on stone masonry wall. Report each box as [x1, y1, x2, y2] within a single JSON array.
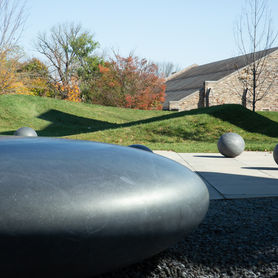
[[172, 50, 278, 111], [169, 91, 200, 111]]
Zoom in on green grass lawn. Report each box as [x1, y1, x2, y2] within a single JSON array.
[[1, 94, 278, 152]]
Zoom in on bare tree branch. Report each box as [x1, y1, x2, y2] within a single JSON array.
[[0, 0, 26, 53], [36, 23, 83, 87], [0, 1, 26, 94], [234, 0, 278, 111], [154, 61, 181, 78]]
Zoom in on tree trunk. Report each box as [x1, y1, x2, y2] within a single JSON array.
[[252, 68, 256, 112], [242, 88, 247, 108]]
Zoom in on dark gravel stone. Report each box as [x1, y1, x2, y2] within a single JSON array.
[[97, 198, 278, 278]]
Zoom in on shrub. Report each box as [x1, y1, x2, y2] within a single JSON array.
[[88, 54, 165, 110]]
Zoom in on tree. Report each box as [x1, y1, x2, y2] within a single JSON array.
[[0, 49, 20, 94], [89, 54, 166, 110], [19, 58, 49, 79], [0, 0, 26, 94], [36, 23, 101, 99], [234, 0, 278, 111], [155, 61, 181, 78], [17, 58, 55, 97], [0, 0, 26, 53]]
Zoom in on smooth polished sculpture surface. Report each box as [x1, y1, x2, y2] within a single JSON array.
[[128, 144, 153, 152], [0, 137, 209, 277], [274, 144, 278, 165], [217, 132, 245, 157], [14, 126, 38, 136]]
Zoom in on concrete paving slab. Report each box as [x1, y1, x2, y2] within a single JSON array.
[[154, 151, 195, 171], [235, 151, 278, 179], [198, 171, 278, 199], [154, 151, 278, 200]]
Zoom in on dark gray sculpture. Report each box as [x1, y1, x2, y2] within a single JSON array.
[[0, 137, 209, 277], [128, 144, 153, 152], [14, 126, 38, 137], [274, 144, 278, 165], [217, 132, 245, 157]]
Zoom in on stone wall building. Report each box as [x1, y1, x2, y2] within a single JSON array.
[[164, 47, 278, 111]]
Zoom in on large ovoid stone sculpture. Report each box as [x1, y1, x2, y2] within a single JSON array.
[[274, 144, 278, 165], [128, 144, 153, 152], [0, 137, 209, 277], [217, 132, 245, 158], [14, 126, 37, 137]]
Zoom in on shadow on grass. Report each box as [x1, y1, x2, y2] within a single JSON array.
[[37, 110, 118, 136], [1, 104, 278, 138], [0, 131, 14, 135], [207, 104, 278, 138]]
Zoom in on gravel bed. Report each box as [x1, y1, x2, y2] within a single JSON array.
[[97, 197, 278, 278]]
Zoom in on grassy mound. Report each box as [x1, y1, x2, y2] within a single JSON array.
[[0, 94, 277, 152]]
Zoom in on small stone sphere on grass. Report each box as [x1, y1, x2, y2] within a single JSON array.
[[273, 144, 278, 165], [128, 144, 153, 152], [217, 132, 245, 158], [14, 127, 38, 137]]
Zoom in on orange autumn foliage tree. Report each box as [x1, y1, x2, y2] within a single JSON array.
[[64, 83, 81, 102], [17, 58, 55, 97], [90, 54, 165, 110], [54, 78, 81, 103], [0, 51, 19, 94], [0, 51, 35, 96]]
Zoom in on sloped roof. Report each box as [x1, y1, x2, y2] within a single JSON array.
[[164, 47, 278, 109]]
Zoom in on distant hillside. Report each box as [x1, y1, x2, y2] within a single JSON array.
[[0, 95, 277, 152]]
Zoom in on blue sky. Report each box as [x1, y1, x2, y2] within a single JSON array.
[[22, 0, 278, 69]]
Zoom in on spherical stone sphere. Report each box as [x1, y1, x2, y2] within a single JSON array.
[[217, 132, 245, 158], [273, 144, 278, 165], [14, 127, 37, 137], [128, 144, 153, 152]]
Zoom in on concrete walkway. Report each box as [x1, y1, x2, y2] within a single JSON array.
[[154, 151, 278, 200]]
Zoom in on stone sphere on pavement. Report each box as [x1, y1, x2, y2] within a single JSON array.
[[128, 144, 153, 152], [273, 144, 278, 165], [217, 132, 245, 158], [14, 127, 38, 137]]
